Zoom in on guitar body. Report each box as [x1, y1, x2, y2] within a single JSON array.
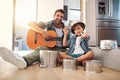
[[27, 29, 57, 49]]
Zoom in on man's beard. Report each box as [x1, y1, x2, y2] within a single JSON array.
[[54, 19, 62, 25]]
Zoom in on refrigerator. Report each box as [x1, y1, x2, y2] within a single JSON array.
[[97, 0, 120, 47]]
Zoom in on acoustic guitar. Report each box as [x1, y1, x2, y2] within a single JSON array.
[[27, 29, 61, 49]]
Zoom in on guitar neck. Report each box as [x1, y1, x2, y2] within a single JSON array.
[[50, 37, 62, 41]]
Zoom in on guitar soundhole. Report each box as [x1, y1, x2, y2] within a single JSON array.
[[34, 32, 38, 44]]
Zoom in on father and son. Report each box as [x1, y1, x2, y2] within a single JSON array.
[[0, 9, 94, 69]]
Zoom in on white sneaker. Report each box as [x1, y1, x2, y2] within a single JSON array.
[[0, 47, 27, 69]]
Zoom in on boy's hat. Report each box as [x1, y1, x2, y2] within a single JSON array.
[[71, 22, 85, 34]]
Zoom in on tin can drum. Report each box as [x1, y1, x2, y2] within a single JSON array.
[[62, 59, 77, 70], [39, 50, 59, 68], [84, 60, 103, 73]]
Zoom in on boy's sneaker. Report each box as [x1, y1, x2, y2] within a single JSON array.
[[0, 47, 27, 69]]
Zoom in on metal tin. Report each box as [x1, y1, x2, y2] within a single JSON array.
[[39, 50, 58, 68], [100, 40, 118, 49], [84, 60, 103, 73], [62, 59, 77, 70]]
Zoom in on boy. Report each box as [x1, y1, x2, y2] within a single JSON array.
[[60, 22, 94, 65]]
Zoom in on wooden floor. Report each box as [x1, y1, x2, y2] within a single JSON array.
[[0, 58, 120, 80]]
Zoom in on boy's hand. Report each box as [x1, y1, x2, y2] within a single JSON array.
[[81, 32, 89, 38]]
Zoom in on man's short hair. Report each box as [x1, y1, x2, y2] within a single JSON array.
[[54, 9, 65, 16]]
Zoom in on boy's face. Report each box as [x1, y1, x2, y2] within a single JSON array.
[[74, 25, 84, 36], [53, 12, 64, 25]]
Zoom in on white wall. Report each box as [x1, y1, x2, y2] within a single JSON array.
[[37, 0, 64, 22], [85, 0, 97, 46], [0, 0, 13, 50]]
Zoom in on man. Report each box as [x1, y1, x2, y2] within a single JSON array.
[[0, 9, 67, 69]]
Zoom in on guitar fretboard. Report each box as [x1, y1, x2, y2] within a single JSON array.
[[49, 37, 62, 41]]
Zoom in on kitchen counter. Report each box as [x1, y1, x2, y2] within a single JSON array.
[[91, 47, 120, 71]]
